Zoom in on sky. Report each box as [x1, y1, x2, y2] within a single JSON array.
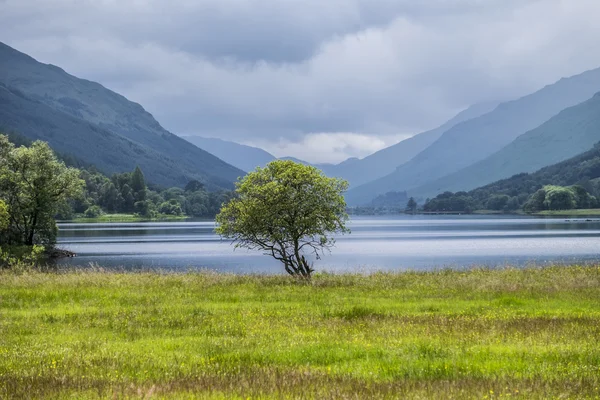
[[1, 0, 600, 163]]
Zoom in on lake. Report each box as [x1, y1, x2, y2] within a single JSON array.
[[56, 215, 600, 273]]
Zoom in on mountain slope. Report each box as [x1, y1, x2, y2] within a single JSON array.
[[183, 103, 497, 183], [181, 136, 276, 172], [326, 101, 499, 187], [0, 42, 243, 189], [0, 83, 231, 189], [346, 66, 600, 205], [467, 141, 600, 204], [411, 92, 600, 197]]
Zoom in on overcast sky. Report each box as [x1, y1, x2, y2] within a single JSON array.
[[2, 0, 600, 163]]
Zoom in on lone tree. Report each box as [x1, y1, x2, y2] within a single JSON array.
[[216, 160, 349, 278]]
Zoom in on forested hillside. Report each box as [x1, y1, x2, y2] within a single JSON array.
[[424, 142, 600, 213], [346, 66, 600, 205], [0, 42, 243, 190]]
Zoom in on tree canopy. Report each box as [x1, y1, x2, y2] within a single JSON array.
[[216, 160, 349, 278], [0, 136, 84, 246], [0, 200, 8, 231]]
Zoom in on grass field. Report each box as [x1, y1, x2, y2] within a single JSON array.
[[1, 266, 600, 399], [533, 209, 600, 217], [67, 213, 188, 223]]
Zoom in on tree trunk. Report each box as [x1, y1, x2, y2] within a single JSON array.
[[26, 213, 37, 246]]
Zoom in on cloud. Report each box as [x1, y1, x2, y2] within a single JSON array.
[[248, 132, 409, 164], [1, 0, 600, 162]]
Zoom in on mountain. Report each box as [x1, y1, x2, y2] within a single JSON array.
[[181, 136, 321, 172], [182, 103, 496, 182], [325, 102, 499, 187], [0, 42, 243, 189], [411, 92, 600, 197], [467, 141, 600, 206], [181, 136, 276, 172], [346, 66, 600, 205]]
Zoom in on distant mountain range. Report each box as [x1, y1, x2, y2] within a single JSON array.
[[181, 136, 276, 173], [346, 66, 600, 205], [411, 92, 600, 198], [4, 40, 600, 204], [322, 101, 500, 187], [182, 102, 498, 186], [0, 42, 243, 190]]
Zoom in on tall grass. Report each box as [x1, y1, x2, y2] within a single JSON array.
[[1, 266, 599, 399]]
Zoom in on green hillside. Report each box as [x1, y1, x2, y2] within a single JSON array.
[[423, 142, 600, 213], [469, 143, 600, 202], [346, 66, 600, 205], [412, 92, 600, 197], [0, 42, 243, 190]]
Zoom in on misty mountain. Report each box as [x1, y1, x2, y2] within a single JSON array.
[[325, 101, 499, 187], [182, 102, 498, 185], [345, 66, 600, 205], [181, 136, 324, 173], [411, 92, 600, 197], [0, 42, 243, 189], [181, 136, 276, 172]]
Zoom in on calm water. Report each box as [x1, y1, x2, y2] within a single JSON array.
[[56, 215, 600, 274]]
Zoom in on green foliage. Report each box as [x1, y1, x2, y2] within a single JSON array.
[[130, 166, 147, 202], [185, 179, 204, 192], [423, 191, 476, 213], [0, 135, 84, 247], [423, 143, 600, 213], [0, 200, 8, 231], [159, 199, 183, 216], [523, 185, 598, 212], [216, 160, 349, 277], [0, 244, 45, 271], [84, 205, 103, 218], [486, 194, 510, 211], [543, 185, 576, 210]]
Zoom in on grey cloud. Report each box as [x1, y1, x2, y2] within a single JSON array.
[[1, 0, 599, 162]]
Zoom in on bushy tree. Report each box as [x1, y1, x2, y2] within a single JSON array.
[[185, 179, 204, 193], [544, 186, 576, 210], [216, 160, 349, 278], [130, 166, 147, 202], [84, 205, 103, 218], [159, 199, 183, 216], [406, 197, 417, 213], [0, 138, 84, 246], [486, 194, 510, 211]]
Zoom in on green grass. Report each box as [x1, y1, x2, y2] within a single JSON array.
[[1, 267, 600, 399], [67, 213, 188, 223], [533, 209, 600, 217]]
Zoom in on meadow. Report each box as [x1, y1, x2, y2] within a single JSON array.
[[1, 266, 600, 399]]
